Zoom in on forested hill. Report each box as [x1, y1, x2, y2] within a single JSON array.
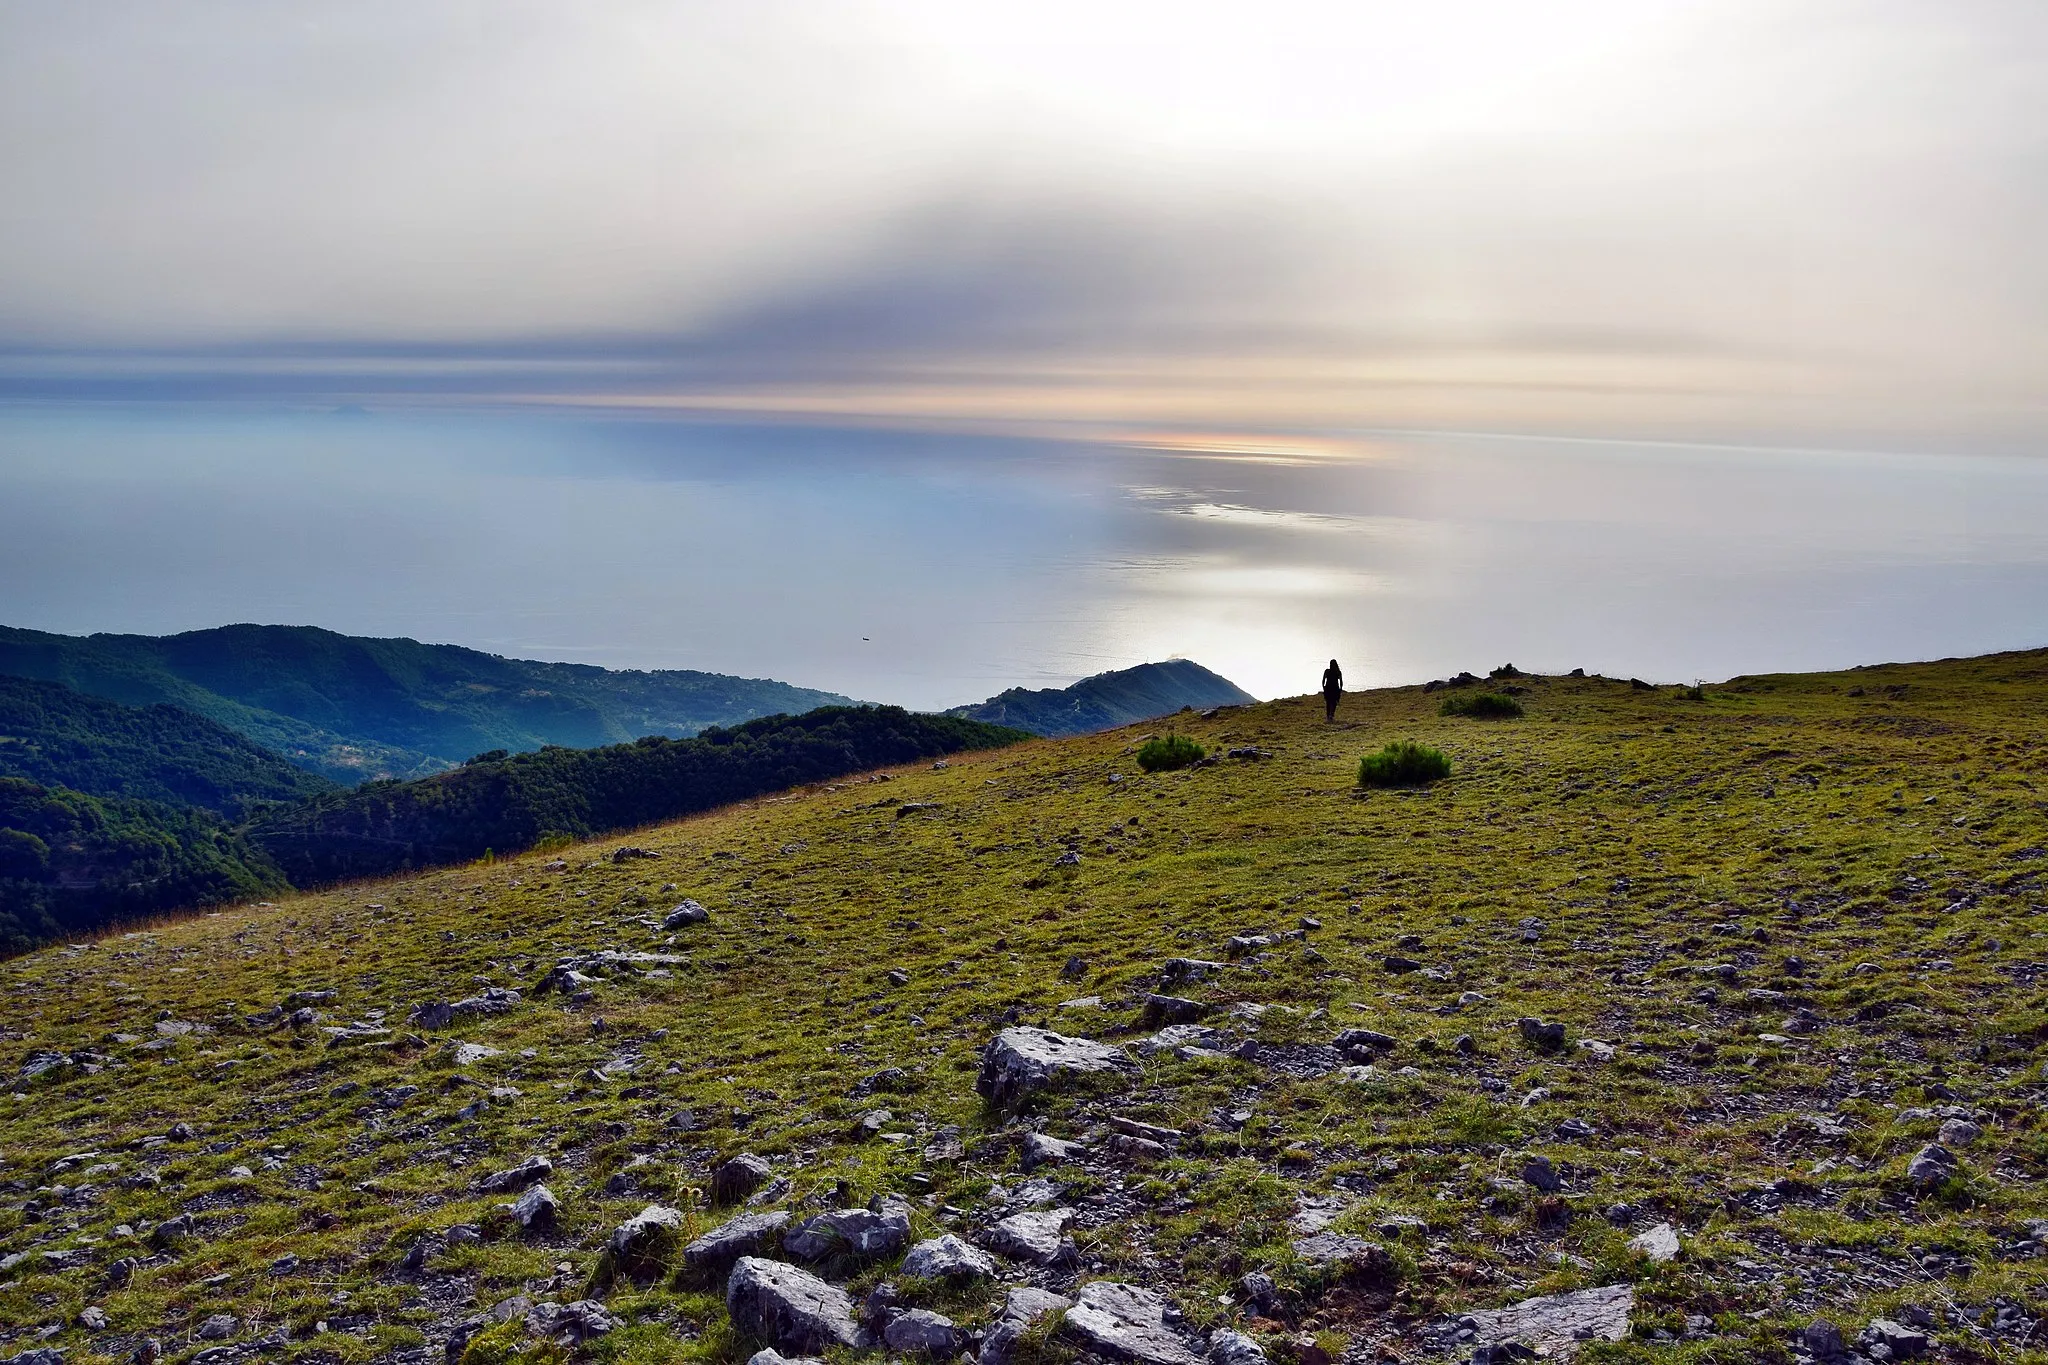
[[246, 706, 1028, 887], [0, 675, 336, 814], [0, 623, 862, 784], [946, 658, 1256, 736], [0, 777, 286, 954], [0, 706, 1027, 952]]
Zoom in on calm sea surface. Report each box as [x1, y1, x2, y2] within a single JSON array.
[[3, 405, 2045, 709]]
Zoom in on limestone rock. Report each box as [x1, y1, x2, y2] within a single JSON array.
[[1906, 1144, 1957, 1187], [684, 1211, 791, 1274], [1627, 1222, 1680, 1263], [783, 1197, 912, 1260], [1859, 1319, 1929, 1359], [1938, 1118, 1982, 1147], [148, 1212, 197, 1250], [1462, 1284, 1633, 1359], [1138, 1024, 1229, 1056], [980, 1288, 1073, 1365], [1021, 1132, 1086, 1170], [608, 1205, 684, 1274], [523, 1300, 619, 1345], [1208, 1329, 1267, 1365], [899, 1234, 997, 1280], [976, 1027, 1135, 1107], [1143, 994, 1213, 1025], [504, 1184, 559, 1230], [1517, 1019, 1566, 1052], [1333, 1028, 1397, 1054], [884, 1309, 963, 1356], [1059, 1281, 1202, 1365], [1289, 1233, 1391, 1277], [477, 1156, 553, 1194], [1159, 958, 1227, 986], [712, 1153, 773, 1205], [411, 987, 520, 1029], [664, 901, 710, 928], [989, 1208, 1075, 1264], [726, 1257, 861, 1354], [1800, 1320, 1847, 1360]]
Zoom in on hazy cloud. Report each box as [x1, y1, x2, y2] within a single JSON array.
[[2, 0, 2043, 444]]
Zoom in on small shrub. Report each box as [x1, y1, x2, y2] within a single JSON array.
[[1357, 741, 1452, 787], [1678, 684, 1706, 701], [1136, 734, 1205, 772], [1439, 691, 1524, 719]]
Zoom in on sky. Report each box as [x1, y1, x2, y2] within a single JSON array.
[[2, 3, 2046, 706], [2, 0, 2044, 448]]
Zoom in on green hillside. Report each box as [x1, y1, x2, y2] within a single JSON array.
[[0, 624, 864, 784], [947, 658, 1257, 736], [0, 675, 337, 814], [2, 651, 2046, 1365]]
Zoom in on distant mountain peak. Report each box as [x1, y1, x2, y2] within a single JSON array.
[[945, 659, 1256, 737]]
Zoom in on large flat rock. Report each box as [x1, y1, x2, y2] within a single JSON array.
[[989, 1208, 1075, 1265], [726, 1257, 860, 1353], [684, 1212, 790, 1274], [1464, 1284, 1634, 1359], [1058, 1281, 1203, 1365], [977, 1027, 1135, 1107]]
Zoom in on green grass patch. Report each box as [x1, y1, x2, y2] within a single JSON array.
[[1438, 691, 1524, 719], [1136, 734, 1206, 772], [1357, 740, 1453, 786]]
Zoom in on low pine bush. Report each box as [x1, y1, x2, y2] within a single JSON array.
[[1358, 740, 1452, 787], [1136, 734, 1206, 772], [1439, 691, 1524, 719]]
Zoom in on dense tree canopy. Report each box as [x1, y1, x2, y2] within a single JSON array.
[[248, 706, 1026, 886], [0, 776, 287, 954], [0, 675, 334, 814]]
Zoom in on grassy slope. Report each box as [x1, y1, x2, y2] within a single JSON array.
[[3, 652, 2047, 1365]]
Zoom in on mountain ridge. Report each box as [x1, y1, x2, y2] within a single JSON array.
[[0, 623, 863, 783], [945, 658, 1256, 736]]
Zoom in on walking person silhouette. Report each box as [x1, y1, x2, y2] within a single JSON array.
[[1321, 658, 1343, 722]]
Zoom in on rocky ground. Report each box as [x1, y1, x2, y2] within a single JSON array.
[[3, 653, 2048, 1365]]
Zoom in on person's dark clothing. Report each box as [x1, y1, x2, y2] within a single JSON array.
[[1321, 661, 1343, 722]]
